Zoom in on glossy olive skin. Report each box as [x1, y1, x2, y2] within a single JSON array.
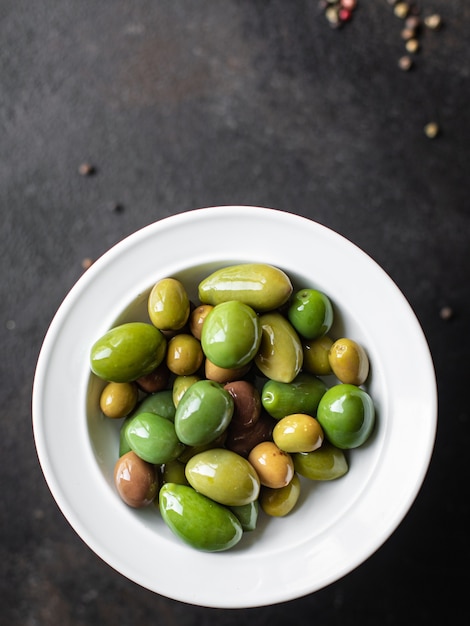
[[90, 322, 167, 383], [248, 441, 294, 488], [114, 451, 158, 508], [166, 333, 203, 376], [260, 473, 301, 517], [302, 335, 334, 376], [198, 263, 293, 312], [229, 501, 259, 531], [255, 312, 303, 383], [293, 441, 348, 480], [225, 411, 276, 458], [316, 384, 375, 449], [273, 413, 324, 453], [174, 379, 234, 446], [159, 483, 243, 552], [172, 375, 200, 407], [261, 372, 327, 420], [185, 448, 260, 506], [126, 412, 184, 464], [148, 277, 190, 330], [328, 338, 370, 385], [161, 459, 189, 486], [133, 389, 176, 421], [189, 304, 213, 340], [99, 381, 138, 418], [224, 380, 261, 431], [201, 301, 261, 369], [287, 288, 334, 339]]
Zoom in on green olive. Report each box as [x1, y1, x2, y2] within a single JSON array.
[[316, 383, 375, 449], [99, 381, 138, 419], [133, 389, 176, 421], [148, 277, 190, 330], [261, 372, 327, 420], [90, 322, 167, 383], [287, 288, 334, 339], [229, 501, 259, 531], [174, 379, 234, 446], [254, 312, 303, 383], [201, 301, 261, 369], [159, 483, 243, 552], [166, 333, 203, 376], [328, 338, 370, 385], [293, 441, 348, 480], [126, 412, 184, 464]]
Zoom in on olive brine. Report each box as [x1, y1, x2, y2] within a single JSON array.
[[90, 263, 375, 552]]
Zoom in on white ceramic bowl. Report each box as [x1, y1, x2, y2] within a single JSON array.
[[32, 206, 437, 608]]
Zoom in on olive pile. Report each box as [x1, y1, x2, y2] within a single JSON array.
[[90, 263, 376, 552]]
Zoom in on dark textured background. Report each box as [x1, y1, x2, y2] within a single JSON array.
[[1, 1, 469, 624]]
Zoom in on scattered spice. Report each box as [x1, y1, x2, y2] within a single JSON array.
[[424, 121, 439, 138], [394, 2, 410, 19], [439, 306, 453, 320], [398, 55, 413, 71], [81, 257, 94, 270], [424, 13, 442, 30], [319, 0, 358, 28], [405, 38, 419, 53], [78, 163, 96, 176]]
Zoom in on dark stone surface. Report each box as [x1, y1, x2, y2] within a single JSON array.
[[1, 1, 469, 623]]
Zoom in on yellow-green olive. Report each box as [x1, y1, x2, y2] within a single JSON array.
[[328, 338, 370, 385], [148, 277, 190, 331], [273, 413, 324, 453], [166, 333, 203, 376], [255, 312, 303, 383], [260, 473, 301, 517], [99, 381, 138, 419], [302, 335, 334, 376]]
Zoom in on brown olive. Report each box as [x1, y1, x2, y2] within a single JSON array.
[[189, 304, 214, 340], [224, 380, 261, 431], [114, 451, 158, 508]]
